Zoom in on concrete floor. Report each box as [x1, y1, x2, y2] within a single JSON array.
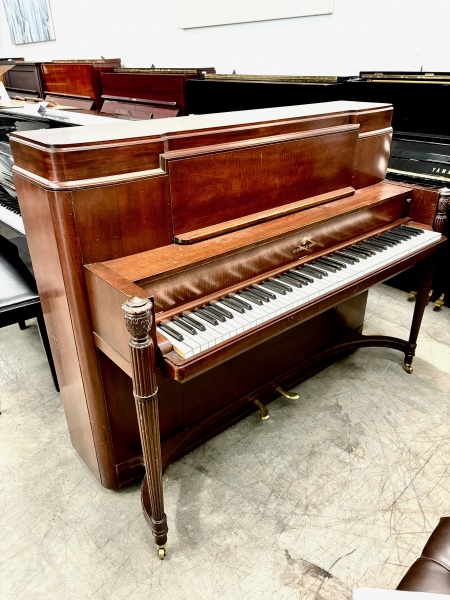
[[1, 284, 449, 600]]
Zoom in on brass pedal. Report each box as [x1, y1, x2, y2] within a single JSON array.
[[275, 386, 300, 400], [408, 290, 417, 298], [427, 289, 433, 302], [253, 399, 270, 420], [434, 294, 445, 308]]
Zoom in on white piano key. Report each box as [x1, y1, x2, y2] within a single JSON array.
[[159, 227, 441, 360]]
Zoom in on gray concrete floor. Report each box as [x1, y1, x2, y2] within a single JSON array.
[[1, 284, 450, 600]]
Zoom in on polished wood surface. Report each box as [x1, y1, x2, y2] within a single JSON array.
[[9, 101, 445, 498], [9, 101, 393, 490], [101, 69, 214, 117], [42, 59, 121, 110], [9, 101, 446, 557]]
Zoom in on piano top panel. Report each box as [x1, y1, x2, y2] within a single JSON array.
[[10, 102, 392, 187], [167, 124, 359, 236], [11, 101, 391, 148]]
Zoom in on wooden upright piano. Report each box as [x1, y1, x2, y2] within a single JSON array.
[[100, 67, 216, 119], [9, 101, 446, 558]]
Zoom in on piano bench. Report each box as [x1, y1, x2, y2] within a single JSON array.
[[396, 517, 450, 594], [0, 248, 58, 391]]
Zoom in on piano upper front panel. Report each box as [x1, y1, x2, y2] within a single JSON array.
[[71, 175, 173, 264], [167, 125, 359, 236]]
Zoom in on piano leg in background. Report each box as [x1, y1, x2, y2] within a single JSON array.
[[122, 297, 168, 560], [402, 253, 438, 374]]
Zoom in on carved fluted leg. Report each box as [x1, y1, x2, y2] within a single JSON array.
[[122, 297, 168, 559], [433, 187, 450, 233], [403, 254, 438, 373]]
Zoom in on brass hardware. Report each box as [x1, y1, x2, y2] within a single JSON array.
[[403, 363, 413, 374], [276, 386, 300, 400], [428, 289, 433, 300], [435, 294, 445, 308], [157, 544, 166, 559], [408, 290, 417, 298], [253, 399, 270, 420]]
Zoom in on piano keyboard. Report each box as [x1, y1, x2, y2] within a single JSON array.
[[0, 192, 25, 236], [156, 225, 441, 359]]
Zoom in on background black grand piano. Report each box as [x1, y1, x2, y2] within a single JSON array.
[[187, 71, 450, 307]]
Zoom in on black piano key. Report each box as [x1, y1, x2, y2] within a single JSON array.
[[260, 281, 287, 295], [298, 266, 323, 278], [290, 269, 314, 282], [313, 259, 338, 272], [332, 252, 357, 264], [159, 323, 184, 341], [354, 243, 376, 254], [172, 316, 197, 335], [252, 284, 277, 300], [229, 294, 253, 310], [238, 290, 264, 305], [269, 277, 293, 292], [181, 313, 207, 331], [373, 235, 395, 247], [204, 305, 227, 321], [349, 246, 373, 257], [358, 241, 383, 253], [249, 286, 273, 301], [303, 265, 328, 277], [340, 248, 366, 260], [321, 256, 346, 268], [365, 239, 388, 250], [386, 229, 410, 240], [220, 297, 246, 313], [398, 225, 423, 235], [377, 233, 401, 244], [210, 302, 234, 318], [193, 308, 219, 326], [277, 274, 303, 288]]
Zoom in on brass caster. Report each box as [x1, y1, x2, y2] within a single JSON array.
[[408, 290, 417, 298], [157, 545, 166, 559], [435, 294, 445, 308], [253, 399, 270, 420], [402, 363, 413, 374]]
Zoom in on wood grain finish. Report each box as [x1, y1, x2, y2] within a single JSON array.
[[42, 59, 121, 110], [10, 100, 447, 556], [101, 71, 212, 116], [10, 101, 409, 492]]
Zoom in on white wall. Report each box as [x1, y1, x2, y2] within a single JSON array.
[[0, 0, 446, 75]]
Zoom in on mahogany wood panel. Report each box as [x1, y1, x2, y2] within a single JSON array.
[[42, 60, 121, 110], [352, 128, 393, 189], [100, 99, 179, 119], [167, 126, 359, 235], [45, 93, 95, 110], [101, 72, 203, 116]]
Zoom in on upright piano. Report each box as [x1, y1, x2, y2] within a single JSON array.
[[187, 73, 349, 114], [41, 58, 122, 110], [100, 67, 216, 119], [9, 102, 446, 557]]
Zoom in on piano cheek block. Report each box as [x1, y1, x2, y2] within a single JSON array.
[[10, 100, 445, 558]]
